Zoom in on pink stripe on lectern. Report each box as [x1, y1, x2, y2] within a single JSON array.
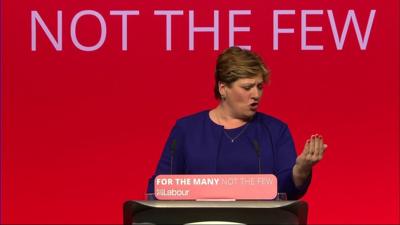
[[155, 174, 277, 200]]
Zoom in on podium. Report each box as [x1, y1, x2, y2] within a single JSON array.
[[123, 200, 308, 224]]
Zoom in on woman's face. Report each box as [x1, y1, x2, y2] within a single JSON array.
[[220, 74, 264, 119]]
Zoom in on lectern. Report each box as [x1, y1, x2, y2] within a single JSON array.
[[123, 200, 308, 225]]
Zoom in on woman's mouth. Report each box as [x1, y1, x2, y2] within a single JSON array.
[[250, 102, 259, 110]]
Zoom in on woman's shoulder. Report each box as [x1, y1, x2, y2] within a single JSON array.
[[255, 112, 289, 130], [175, 110, 209, 128]]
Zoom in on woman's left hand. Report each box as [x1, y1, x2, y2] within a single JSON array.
[[292, 134, 327, 188], [296, 134, 327, 169]]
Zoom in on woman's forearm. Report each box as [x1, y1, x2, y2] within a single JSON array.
[[292, 163, 312, 188]]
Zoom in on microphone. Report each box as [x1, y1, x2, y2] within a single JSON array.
[[251, 139, 262, 174], [170, 139, 177, 174]]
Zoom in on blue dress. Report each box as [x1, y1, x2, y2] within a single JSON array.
[[147, 110, 311, 200]]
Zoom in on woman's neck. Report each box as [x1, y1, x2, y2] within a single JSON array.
[[211, 104, 249, 129]]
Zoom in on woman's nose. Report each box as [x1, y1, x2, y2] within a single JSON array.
[[251, 87, 261, 99]]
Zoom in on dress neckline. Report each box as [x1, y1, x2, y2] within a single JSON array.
[[206, 109, 256, 130]]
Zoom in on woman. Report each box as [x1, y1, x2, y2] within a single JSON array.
[[147, 47, 327, 200]]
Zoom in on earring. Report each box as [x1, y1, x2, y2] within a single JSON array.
[[221, 95, 226, 100]]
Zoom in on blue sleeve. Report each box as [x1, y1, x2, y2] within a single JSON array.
[[274, 125, 312, 200], [146, 123, 186, 196]]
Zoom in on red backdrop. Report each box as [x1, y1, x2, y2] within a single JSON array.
[[1, 0, 399, 224]]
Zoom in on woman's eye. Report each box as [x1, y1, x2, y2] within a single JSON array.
[[243, 86, 251, 90], [257, 85, 264, 90]]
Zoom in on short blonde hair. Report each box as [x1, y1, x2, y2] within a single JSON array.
[[214, 47, 270, 99]]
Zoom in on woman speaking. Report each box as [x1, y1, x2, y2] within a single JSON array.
[[147, 47, 327, 200]]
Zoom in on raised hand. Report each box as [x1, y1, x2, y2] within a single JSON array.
[[296, 134, 327, 168]]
